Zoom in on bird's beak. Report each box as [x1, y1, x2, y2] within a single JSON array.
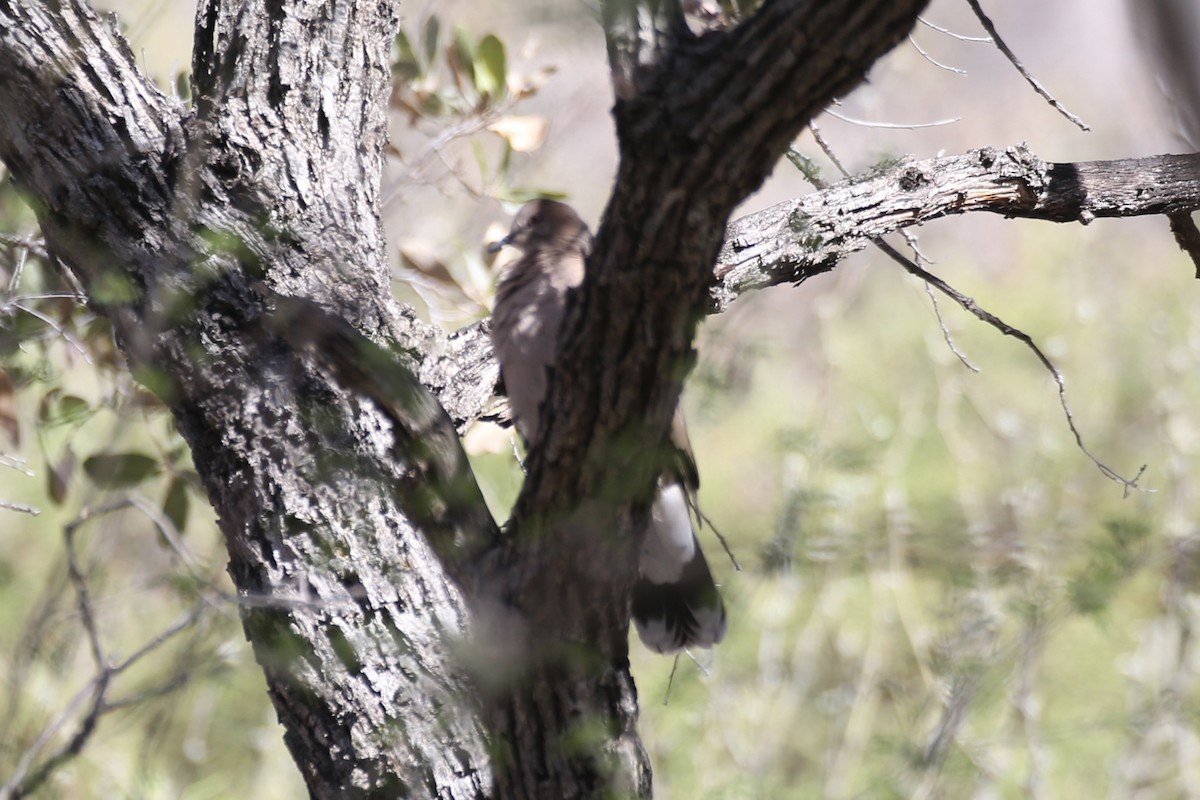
[[487, 233, 513, 254]]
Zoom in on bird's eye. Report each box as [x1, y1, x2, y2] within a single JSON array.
[[528, 214, 541, 226]]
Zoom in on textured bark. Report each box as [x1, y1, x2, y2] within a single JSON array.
[[487, 1, 933, 797], [711, 147, 1200, 310], [426, 146, 1200, 434], [0, 1, 494, 797], [17, 0, 1200, 797]]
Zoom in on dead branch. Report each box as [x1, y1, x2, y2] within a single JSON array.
[[964, 0, 1090, 131], [712, 146, 1200, 311]]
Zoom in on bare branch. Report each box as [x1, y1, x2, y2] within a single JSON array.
[[0, 499, 40, 515], [908, 34, 968, 75], [0, 503, 211, 800], [824, 108, 961, 129], [918, 15, 992, 43], [884, 246, 1149, 492], [921, 280, 981, 373], [964, 0, 1090, 131], [712, 146, 1200, 311]]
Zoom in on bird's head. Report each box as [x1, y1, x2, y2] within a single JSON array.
[[489, 199, 589, 253]]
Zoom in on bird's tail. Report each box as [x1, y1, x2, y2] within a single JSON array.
[[631, 482, 728, 654]]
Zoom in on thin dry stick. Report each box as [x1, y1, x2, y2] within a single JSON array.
[[908, 34, 968, 75], [0, 453, 34, 475], [6, 609, 205, 800], [662, 654, 680, 705], [806, 122, 845, 180], [126, 493, 201, 575], [912, 673, 982, 800], [0, 677, 104, 800], [9, 302, 92, 363], [810, 124, 978, 371], [824, 108, 960, 129], [965, 0, 1090, 132], [805, 124, 1140, 491], [697, 507, 741, 571], [65, 515, 106, 669], [898, 228, 982, 373], [0, 233, 49, 262], [5, 245, 26, 293], [683, 648, 711, 677], [918, 15, 992, 43], [0, 503, 212, 800], [895, 254, 1148, 494], [0, 499, 40, 515], [921, 280, 981, 373]]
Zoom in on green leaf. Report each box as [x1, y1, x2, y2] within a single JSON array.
[[83, 451, 161, 489], [58, 395, 90, 425], [449, 27, 476, 99], [474, 34, 507, 100], [47, 448, 76, 505], [392, 30, 421, 81], [422, 15, 440, 66], [163, 476, 190, 535], [36, 389, 91, 428]]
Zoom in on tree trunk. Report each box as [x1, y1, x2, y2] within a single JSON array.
[[0, 0, 938, 796], [0, 1, 494, 795]]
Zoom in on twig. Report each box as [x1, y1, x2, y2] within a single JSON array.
[[918, 15, 992, 43], [921, 280, 981, 373], [0, 503, 213, 800], [683, 648, 711, 676], [964, 0, 1090, 132], [908, 34, 967, 75], [808, 127, 979, 372], [697, 507, 741, 571], [382, 97, 522, 208], [662, 654, 680, 705], [791, 132, 1147, 491], [807, 123, 845, 180], [0, 499, 40, 515], [1167, 212, 1200, 278], [65, 514, 106, 669], [9, 302, 93, 363], [0, 675, 105, 800], [824, 108, 960, 130], [876, 236, 982, 373], [0, 233, 49, 262], [126, 493, 201, 574], [5, 245, 27, 294], [893, 254, 1148, 494], [913, 674, 981, 800], [0, 453, 34, 475]]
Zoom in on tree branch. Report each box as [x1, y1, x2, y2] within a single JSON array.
[[712, 145, 1200, 310], [440, 145, 1200, 436]]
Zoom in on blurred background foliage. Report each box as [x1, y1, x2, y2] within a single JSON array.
[[2, 0, 1200, 797]]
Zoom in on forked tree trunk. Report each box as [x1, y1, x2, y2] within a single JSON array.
[[0, 0, 928, 796]]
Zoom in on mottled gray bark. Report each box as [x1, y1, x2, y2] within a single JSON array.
[[0, 1, 494, 797], [31, 0, 1200, 797]]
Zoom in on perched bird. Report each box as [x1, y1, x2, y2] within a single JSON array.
[[489, 199, 727, 654]]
